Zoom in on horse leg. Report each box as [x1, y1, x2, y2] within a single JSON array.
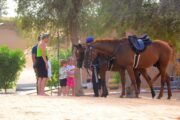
[[157, 68, 166, 99], [166, 73, 172, 99], [139, 69, 156, 98], [127, 66, 139, 98], [101, 80, 108, 97], [134, 70, 141, 94], [119, 69, 125, 98]]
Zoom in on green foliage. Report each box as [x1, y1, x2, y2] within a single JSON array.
[[46, 58, 59, 88], [0, 0, 7, 16], [16, 0, 180, 50], [112, 72, 121, 84], [0, 46, 25, 93], [59, 48, 72, 60]]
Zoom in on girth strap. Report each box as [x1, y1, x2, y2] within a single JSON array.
[[133, 54, 141, 68]]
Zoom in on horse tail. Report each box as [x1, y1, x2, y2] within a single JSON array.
[[167, 42, 175, 61], [168, 43, 180, 76]]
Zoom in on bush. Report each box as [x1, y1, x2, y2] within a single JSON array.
[[112, 72, 121, 84], [59, 48, 72, 59], [47, 58, 59, 89], [0, 46, 25, 93]]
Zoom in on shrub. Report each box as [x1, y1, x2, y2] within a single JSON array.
[[0, 46, 25, 93], [59, 48, 72, 59], [112, 72, 121, 84], [47, 58, 59, 89]]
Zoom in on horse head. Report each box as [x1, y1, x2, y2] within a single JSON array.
[[73, 44, 86, 68], [84, 44, 100, 69]]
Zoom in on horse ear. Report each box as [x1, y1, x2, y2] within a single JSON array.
[[73, 44, 78, 48]]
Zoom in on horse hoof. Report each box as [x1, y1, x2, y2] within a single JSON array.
[[120, 95, 125, 98], [167, 96, 172, 100], [152, 92, 156, 98], [135, 95, 139, 98], [157, 96, 161, 99], [152, 94, 156, 99], [94, 94, 99, 97]]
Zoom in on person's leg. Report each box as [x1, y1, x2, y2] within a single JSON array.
[[34, 68, 38, 95], [63, 86, 67, 96], [62, 86, 67, 96], [58, 87, 62, 96], [72, 87, 75, 96], [41, 77, 47, 95], [58, 80, 62, 96], [66, 86, 70, 96], [61, 87, 65, 96], [37, 77, 42, 95], [66, 77, 70, 96], [92, 70, 99, 97]]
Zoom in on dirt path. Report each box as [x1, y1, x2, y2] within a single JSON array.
[[0, 22, 27, 50], [0, 95, 179, 120]]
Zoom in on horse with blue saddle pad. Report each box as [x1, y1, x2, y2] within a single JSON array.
[[83, 37, 174, 99]]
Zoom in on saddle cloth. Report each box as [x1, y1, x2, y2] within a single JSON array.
[[128, 34, 152, 54]]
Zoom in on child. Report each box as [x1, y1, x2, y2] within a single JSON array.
[[66, 57, 76, 96], [58, 60, 68, 96]]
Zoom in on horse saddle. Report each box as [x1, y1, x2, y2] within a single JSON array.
[[128, 34, 152, 54]]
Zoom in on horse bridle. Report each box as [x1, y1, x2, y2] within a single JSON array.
[[74, 44, 85, 68], [85, 44, 118, 70], [84, 45, 93, 69], [85, 42, 119, 70]]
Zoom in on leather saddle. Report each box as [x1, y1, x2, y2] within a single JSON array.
[[128, 34, 152, 54]]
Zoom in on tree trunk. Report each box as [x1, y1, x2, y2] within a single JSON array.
[[68, 0, 83, 96]]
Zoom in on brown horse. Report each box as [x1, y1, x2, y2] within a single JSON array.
[[73, 44, 156, 98], [83, 38, 173, 99]]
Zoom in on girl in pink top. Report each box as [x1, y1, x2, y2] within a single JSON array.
[[66, 58, 76, 96]]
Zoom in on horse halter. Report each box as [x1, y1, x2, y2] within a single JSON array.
[[84, 43, 120, 70], [84, 45, 95, 69], [74, 44, 85, 68]]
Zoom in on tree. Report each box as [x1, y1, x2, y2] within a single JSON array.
[[0, 0, 7, 17]]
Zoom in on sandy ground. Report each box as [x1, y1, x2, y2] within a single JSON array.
[[0, 22, 27, 50], [0, 94, 179, 120]]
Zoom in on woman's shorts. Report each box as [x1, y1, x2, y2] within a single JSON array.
[[67, 77, 75, 87], [59, 78, 67, 87], [35, 57, 48, 78]]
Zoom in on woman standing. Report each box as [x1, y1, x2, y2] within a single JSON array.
[[35, 33, 49, 95]]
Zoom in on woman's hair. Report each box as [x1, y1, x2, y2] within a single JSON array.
[[60, 60, 67, 66], [40, 33, 49, 40]]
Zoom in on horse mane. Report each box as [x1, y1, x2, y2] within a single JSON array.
[[94, 37, 127, 44]]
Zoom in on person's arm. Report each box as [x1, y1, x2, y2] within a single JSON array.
[[59, 68, 66, 75], [31, 46, 36, 64], [32, 54, 36, 64], [40, 43, 48, 69]]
